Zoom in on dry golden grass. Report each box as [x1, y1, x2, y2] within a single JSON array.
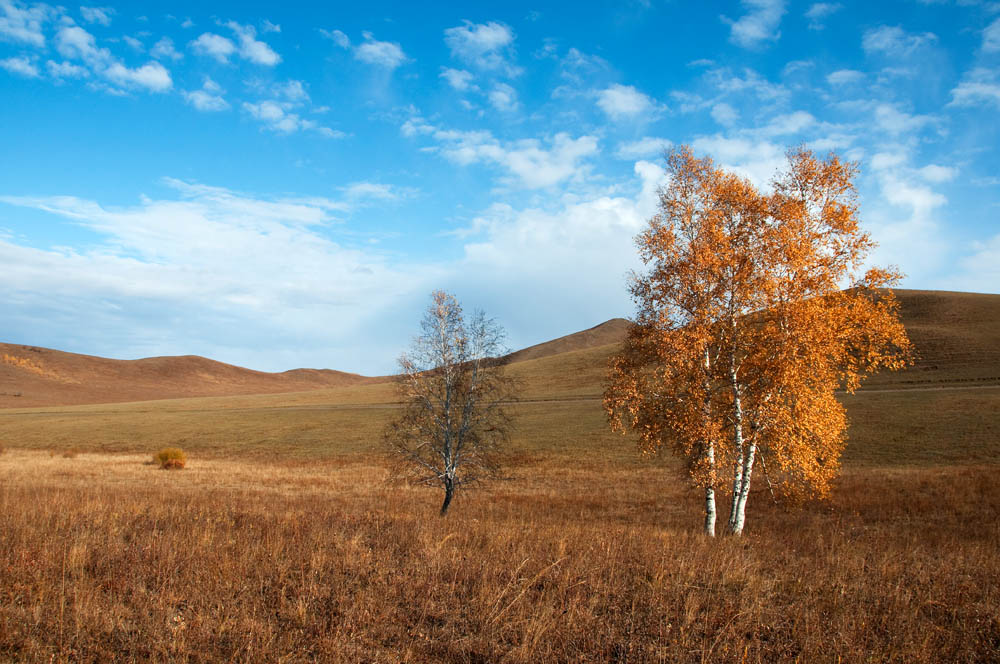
[[2, 289, 999, 660], [1, 450, 998, 662]]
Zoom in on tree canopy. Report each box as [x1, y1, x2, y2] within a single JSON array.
[[605, 146, 912, 536]]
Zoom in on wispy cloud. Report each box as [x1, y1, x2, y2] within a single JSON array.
[[46, 59, 88, 79], [189, 22, 280, 66], [0, 0, 52, 46], [862, 25, 937, 57], [595, 84, 659, 121], [444, 20, 519, 75], [183, 78, 229, 111], [150, 36, 182, 61], [722, 0, 786, 49], [79, 6, 114, 26], [615, 136, 672, 160], [0, 54, 38, 76], [319, 28, 350, 49], [488, 82, 518, 112], [949, 68, 1000, 108], [405, 117, 599, 189], [805, 2, 841, 30], [440, 67, 476, 91], [0, 181, 429, 372], [225, 21, 280, 66], [53, 23, 172, 92], [353, 31, 407, 69], [982, 17, 1000, 53], [190, 32, 235, 63], [242, 99, 342, 138]]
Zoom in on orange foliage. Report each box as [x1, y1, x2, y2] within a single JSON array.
[[605, 146, 912, 535]]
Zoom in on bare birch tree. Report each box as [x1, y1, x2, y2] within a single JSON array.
[[385, 290, 519, 516]]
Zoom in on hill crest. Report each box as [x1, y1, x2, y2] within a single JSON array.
[[3, 289, 998, 408]]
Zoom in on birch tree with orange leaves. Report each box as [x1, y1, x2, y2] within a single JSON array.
[[605, 146, 912, 536]]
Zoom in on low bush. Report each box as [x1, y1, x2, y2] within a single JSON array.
[[154, 447, 186, 470]]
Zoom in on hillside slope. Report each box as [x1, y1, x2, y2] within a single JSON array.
[[2, 290, 996, 409], [0, 345, 374, 408], [506, 318, 631, 364]]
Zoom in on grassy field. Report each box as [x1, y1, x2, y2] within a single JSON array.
[[1, 341, 998, 466], [2, 290, 1000, 661], [1, 451, 998, 662]]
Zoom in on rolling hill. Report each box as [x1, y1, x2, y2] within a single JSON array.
[[1, 289, 997, 409], [0, 344, 374, 408]]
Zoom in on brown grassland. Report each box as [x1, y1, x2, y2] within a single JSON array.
[[1, 290, 999, 662]]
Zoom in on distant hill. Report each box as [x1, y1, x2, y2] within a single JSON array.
[[864, 290, 1000, 388], [0, 345, 374, 408], [2, 290, 997, 408], [506, 318, 631, 364], [504, 289, 1000, 397]]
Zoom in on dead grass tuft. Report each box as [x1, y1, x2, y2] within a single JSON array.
[[154, 447, 186, 469]]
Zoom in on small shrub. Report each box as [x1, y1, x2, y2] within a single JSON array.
[[154, 447, 186, 470]]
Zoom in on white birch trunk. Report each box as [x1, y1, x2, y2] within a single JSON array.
[[726, 394, 744, 531], [730, 442, 756, 535], [702, 349, 717, 537], [704, 441, 717, 536]]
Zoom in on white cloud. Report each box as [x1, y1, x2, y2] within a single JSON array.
[[805, 2, 841, 30], [151, 36, 181, 60], [596, 84, 657, 120], [276, 79, 309, 102], [874, 103, 934, 134], [827, 69, 864, 85], [862, 25, 937, 57], [711, 102, 739, 126], [122, 35, 143, 52], [80, 6, 113, 26], [343, 182, 401, 201], [104, 60, 171, 92], [354, 31, 407, 69], [0, 54, 38, 76], [440, 67, 475, 91], [918, 164, 957, 183], [706, 67, 790, 103], [46, 59, 88, 78], [56, 25, 108, 63], [947, 234, 1000, 293], [319, 28, 350, 48], [444, 20, 518, 74], [950, 67, 1000, 108], [421, 124, 599, 189], [762, 110, 815, 135], [488, 82, 518, 112], [242, 100, 342, 138], [722, 0, 786, 49], [983, 17, 1000, 53], [0, 0, 51, 46], [184, 78, 228, 111], [615, 136, 672, 160], [190, 32, 236, 63], [261, 19, 280, 34], [865, 153, 951, 285], [52, 23, 171, 92], [449, 161, 665, 347], [690, 135, 786, 187], [0, 182, 430, 373], [226, 20, 280, 66]]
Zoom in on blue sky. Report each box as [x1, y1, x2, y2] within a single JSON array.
[[1, 0, 998, 374]]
